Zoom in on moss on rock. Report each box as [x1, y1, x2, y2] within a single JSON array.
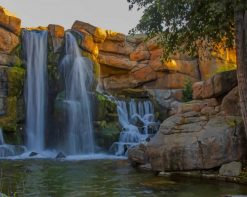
[[7, 66, 25, 97]]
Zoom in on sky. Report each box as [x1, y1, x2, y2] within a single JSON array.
[[0, 0, 142, 34]]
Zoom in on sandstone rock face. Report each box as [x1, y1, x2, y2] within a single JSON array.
[[193, 70, 237, 99], [0, 6, 21, 35], [48, 24, 64, 53], [0, 27, 19, 54], [219, 161, 242, 177], [99, 40, 134, 55], [147, 114, 246, 171], [99, 53, 136, 70]]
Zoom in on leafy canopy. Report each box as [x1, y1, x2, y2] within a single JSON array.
[[127, 0, 246, 59]]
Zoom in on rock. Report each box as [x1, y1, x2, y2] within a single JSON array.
[[0, 27, 19, 54], [213, 70, 237, 97], [150, 49, 163, 60], [219, 161, 242, 177], [147, 89, 183, 108], [99, 53, 136, 70], [115, 88, 149, 98], [147, 115, 246, 171], [55, 152, 66, 159], [103, 74, 138, 90], [126, 34, 147, 44], [193, 70, 237, 99], [221, 87, 241, 116], [72, 20, 107, 43], [130, 50, 150, 61], [175, 99, 219, 114], [163, 59, 200, 79], [75, 30, 98, 56], [29, 152, 38, 157], [48, 24, 64, 53], [106, 30, 125, 42], [130, 65, 157, 84], [128, 144, 148, 167], [144, 72, 198, 89], [0, 53, 19, 66], [99, 40, 134, 56], [0, 6, 21, 35], [146, 36, 160, 51], [199, 48, 236, 80], [100, 64, 129, 78]]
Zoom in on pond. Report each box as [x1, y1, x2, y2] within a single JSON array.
[[0, 158, 247, 197]]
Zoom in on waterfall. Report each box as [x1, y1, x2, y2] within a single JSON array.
[[23, 30, 48, 152], [111, 99, 159, 156], [0, 128, 4, 145], [59, 32, 94, 155]]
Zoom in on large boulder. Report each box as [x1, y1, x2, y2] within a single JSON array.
[[0, 27, 19, 54], [221, 86, 241, 116], [0, 6, 21, 35], [219, 161, 242, 177], [147, 113, 246, 171], [193, 70, 237, 99]]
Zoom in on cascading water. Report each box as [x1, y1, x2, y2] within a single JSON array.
[[0, 128, 27, 157], [111, 99, 159, 156], [59, 31, 94, 155], [23, 30, 48, 152], [0, 128, 4, 145]]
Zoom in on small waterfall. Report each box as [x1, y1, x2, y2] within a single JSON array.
[[59, 32, 94, 155], [23, 30, 48, 152], [111, 99, 159, 156], [0, 128, 4, 145], [0, 128, 27, 158]]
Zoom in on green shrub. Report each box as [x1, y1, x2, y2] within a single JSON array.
[[182, 79, 193, 102]]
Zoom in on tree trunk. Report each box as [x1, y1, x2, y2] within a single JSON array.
[[235, 9, 247, 137]]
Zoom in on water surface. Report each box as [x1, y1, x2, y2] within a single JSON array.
[[0, 159, 247, 197]]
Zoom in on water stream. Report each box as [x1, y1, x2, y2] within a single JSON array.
[[59, 32, 95, 155], [111, 99, 159, 156], [23, 30, 48, 152]]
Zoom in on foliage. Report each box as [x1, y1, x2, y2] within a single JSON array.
[[127, 0, 247, 60], [182, 79, 193, 102]]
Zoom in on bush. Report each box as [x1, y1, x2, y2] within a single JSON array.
[[182, 79, 193, 102]]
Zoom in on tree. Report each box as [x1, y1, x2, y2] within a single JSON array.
[[127, 0, 247, 135]]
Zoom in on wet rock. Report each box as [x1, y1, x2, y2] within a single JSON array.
[[219, 161, 242, 177], [128, 144, 148, 168], [55, 152, 66, 159], [29, 152, 38, 157], [48, 24, 64, 53]]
